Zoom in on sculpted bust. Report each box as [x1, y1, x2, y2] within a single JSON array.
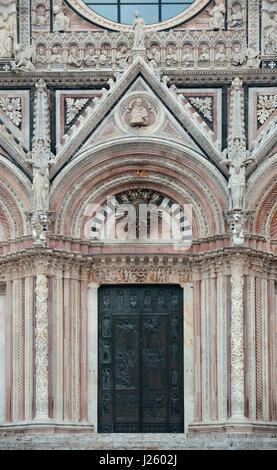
[[129, 98, 149, 127]]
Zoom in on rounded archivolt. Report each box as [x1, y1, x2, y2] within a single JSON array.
[[50, 140, 228, 240], [246, 154, 277, 240], [0, 156, 32, 239], [67, 0, 210, 30], [86, 188, 192, 244]]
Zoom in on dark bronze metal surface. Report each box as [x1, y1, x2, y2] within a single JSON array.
[[98, 285, 184, 433]]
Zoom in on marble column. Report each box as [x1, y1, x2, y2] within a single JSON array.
[[230, 260, 246, 421], [182, 283, 194, 432], [34, 274, 50, 420], [87, 283, 99, 431], [0, 284, 6, 424]]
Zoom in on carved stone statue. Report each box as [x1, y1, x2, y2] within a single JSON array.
[[199, 45, 210, 62], [32, 165, 50, 212], [116, 45, 129, 68], [182, 46, 194, 66], [0, 12, 14, 58], [14, 44, 35, 71], [53, 1, 70, 32], [246, 43, 260, 68], [132, 11, 145, 49], [147, 46, 161, 67], [264, 12, 277, 53], [209, 0, 226, 30], [35, 4, 48, 25], [36, 45, 47, 65], [231, 44, 246, 66], [68, 45, 82, 67], [230, 2, 243, 28], [222, 138, 253, 210], [84, 46, 98, 67], [129, 98, 149, 127], [215, 44, 227, 62], [165, 46, 177, 67]]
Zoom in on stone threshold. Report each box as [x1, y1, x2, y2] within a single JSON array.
[[0, 426, 277, 450]]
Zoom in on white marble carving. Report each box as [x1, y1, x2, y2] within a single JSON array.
[[257, 94, 277, 124], [209, 0, 226, 30], [66, 98, 90, 125], [0, 97, 21, 127], [188, 97, 213, 122], [35, 274, 49, 419], [53, 0, 70, 32]]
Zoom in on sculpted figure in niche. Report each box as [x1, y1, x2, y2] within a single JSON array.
[[116, 45, 130, 68], [231, 43, 246, 65], [50, 45, 63, 64], [32, 165, 50, 212], [209, 0, 226, 30], [215, 44, 227, 62], [99, 48, 112, 66], [68, 45, 82, 67], [35, 4, 47, 25], [264, 12, 277, 53], [147, 45, 161, 67], [132, 11, 145, 49], [36, 45, 47, 65], [230, 2, 243, 28], [222, 138, 253, 210], [0, 13, 14, 58], [53, 1, 70, 32], [129, 98, 149, 127], [199, 45, 210, 62], [84, 45, 98, 67], [246, 43, 260, 68], [165, 45, 177, 67], [182, 45, 194, 67]]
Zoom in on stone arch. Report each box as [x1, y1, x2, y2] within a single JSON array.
[[51, 139, 228, 239], [246, 154, 277, 239], [0, 156, 32, 238]]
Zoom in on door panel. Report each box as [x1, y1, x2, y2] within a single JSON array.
[[98, 285, 184, 433]]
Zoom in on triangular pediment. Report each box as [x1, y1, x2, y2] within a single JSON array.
[[80, 77, 204, 156], [51, 57, 224, 178]]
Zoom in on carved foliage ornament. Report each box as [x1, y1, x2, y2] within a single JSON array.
[[257, 94, 277, 125], [65, 98, 90, 125], [187, 97, 213, 122], [0, 97, 21, 127]]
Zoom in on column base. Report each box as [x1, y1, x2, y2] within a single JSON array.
[[188, 421, 277, 434], [0, 421, 94, 434]]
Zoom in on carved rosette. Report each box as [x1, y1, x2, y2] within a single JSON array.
[[230, 262, 245, 420], [35, 274, 49, 419]]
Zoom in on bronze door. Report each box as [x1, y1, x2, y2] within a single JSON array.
[[98, 285, 184, 433]]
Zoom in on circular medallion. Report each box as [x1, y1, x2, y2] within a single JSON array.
[[115, 92, 164, 135]]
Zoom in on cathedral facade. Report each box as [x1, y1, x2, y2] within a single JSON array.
[[0, 0, 276, 449]]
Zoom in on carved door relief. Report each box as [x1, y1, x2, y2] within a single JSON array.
[[98, 285, 184, 433]]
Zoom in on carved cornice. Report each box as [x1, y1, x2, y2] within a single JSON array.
[[0, 247, 275, 282]]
